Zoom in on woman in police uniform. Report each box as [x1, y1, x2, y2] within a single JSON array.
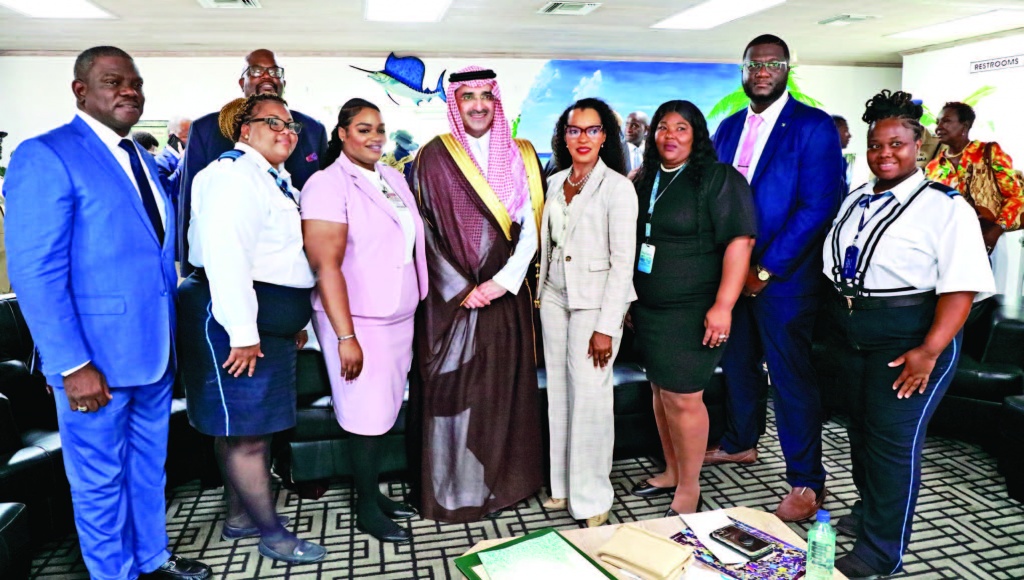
[[822, 90, 995, 579]]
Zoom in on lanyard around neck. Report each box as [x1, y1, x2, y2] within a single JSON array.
[[645, 164, 687, 239]]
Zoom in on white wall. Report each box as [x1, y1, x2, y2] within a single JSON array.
[[903, 33, 1024, 299], [0, 54, 899, 160]]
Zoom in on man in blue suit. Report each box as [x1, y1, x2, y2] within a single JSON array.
[[178, 48, 327, 275], [3, 46, 212, 580], [707, 35, 844, 522], [153, 116, 191, 205]]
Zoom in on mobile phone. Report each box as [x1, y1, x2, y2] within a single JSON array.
[[710, 524, 774, 560]]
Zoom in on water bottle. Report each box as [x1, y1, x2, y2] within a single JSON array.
[[806, 509, 836, 579]]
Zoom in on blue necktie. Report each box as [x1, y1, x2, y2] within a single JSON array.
[[267, 168, 298, 206], [857, 190, 893, 209], [118, 139, 164, 243]]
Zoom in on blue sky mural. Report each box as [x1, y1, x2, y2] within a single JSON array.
[[518, 60, 739, 153]]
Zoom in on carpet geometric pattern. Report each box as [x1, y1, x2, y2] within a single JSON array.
[[30, 407, 1024, 579]]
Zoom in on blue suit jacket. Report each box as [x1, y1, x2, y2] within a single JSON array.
[[713, 98, 844, 296], [177, 108, 328, 274], [154, 145, 182, 205], [3, 116, 178, 387]]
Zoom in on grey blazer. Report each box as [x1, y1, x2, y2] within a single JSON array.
[[537, 158, 639, 336]]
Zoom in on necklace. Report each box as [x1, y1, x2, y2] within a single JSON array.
[[945, 142, 969, 158], [566, 165, 595, 188]]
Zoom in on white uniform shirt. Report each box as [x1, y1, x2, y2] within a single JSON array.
[[355, 165, 416, 264], [188, 143, 315, 347], [732, 92, 790, 182], [822, 170, 995, 297], [76, 111, 167, 226]]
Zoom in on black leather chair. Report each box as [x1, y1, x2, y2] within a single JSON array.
[[0, 295, 73, 544], [272, 325, 759, 497], [0, 503, 31, 579], [998, 394, 1024, 503]]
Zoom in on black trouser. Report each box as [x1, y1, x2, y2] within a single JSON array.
[[823, 295, 961, 574]]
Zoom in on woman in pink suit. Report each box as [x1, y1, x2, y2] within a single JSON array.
[[300, 98, 427, 544]]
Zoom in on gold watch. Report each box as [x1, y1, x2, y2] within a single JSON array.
[[756, 265, 772, 282]]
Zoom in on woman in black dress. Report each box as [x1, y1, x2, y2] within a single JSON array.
[[628, 100, 757, 515]]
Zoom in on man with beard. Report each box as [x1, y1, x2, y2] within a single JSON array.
[[624, 110, 648, 173], [4, 46, 211, 580], [708, 35, 844, 522], [177, 49, 327, 275], [408, 66, 545, 523]]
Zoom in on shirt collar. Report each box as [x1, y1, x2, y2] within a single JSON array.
[[164, 144, 182, 159], [234, 141, 290, 179], [745, 91, 789, 127], [868, 169, 925, 204], [76, 110, 130, 150], [467, 130, 490, 151]]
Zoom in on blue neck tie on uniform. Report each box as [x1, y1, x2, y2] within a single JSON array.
[[267, 168, 298, 206], [118, 139, 164, 243], [857, 190, 894, 209]]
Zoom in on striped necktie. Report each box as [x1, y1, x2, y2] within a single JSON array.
[[267, 167, 298, 206]]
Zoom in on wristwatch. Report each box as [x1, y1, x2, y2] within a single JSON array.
[[756, 265, 773, 282]]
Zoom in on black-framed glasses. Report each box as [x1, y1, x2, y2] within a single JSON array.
[[241, 65, 285, 79], [740, 60, 788, 73], [247, 117, 303, 134], [565, 125, 603, 139]]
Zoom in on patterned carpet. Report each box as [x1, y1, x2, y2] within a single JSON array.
[[30, 408, 1024, 579]]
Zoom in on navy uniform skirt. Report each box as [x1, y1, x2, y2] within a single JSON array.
[[178, 271, 312, 437]]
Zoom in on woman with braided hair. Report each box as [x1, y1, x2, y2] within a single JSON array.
[[821, 90, 994, 579], [178, 93, 326, 563]]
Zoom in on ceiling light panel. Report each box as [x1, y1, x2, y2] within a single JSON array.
[[889, 9, 1024, 40], [0, 0, 114, 18], [653, 0, 787, 30], [364, 0, 453, 22]]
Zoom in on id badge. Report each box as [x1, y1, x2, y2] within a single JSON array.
[[638, 243, 655, 274], [842, 245, 859, 280]]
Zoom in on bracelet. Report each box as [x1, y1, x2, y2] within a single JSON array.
[[337, 334, 356, 342]]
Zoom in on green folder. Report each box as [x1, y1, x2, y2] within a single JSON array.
[[454, 527, 618, 580]]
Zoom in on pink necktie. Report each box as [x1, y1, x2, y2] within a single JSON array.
[[737, 114, 764, 178]]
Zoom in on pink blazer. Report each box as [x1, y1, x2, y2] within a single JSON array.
[[300, 153, 428, 318]]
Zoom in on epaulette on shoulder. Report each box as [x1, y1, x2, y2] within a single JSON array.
[[927, 181, 960, 198], [218, 150, 245, 162]]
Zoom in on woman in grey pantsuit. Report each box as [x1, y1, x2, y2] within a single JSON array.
[[538, 98, 638, 526]]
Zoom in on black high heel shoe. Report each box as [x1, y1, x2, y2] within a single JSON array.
[[630, 479, 676, 498], [664, 493, 704, 518]]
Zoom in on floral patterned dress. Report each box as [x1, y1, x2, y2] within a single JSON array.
[[925, 140, 1023, 228]]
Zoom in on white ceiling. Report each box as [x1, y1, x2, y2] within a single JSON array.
[[0, 0, 1022, 65]]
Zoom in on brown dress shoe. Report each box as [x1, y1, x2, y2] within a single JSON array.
[[703, 447, 758, 466], [774, 487, 825, 522]]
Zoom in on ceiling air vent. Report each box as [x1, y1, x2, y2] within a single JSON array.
[[538, 2, 601, 16], [196, 0, 261, 8], [817, 14, 876, 27]]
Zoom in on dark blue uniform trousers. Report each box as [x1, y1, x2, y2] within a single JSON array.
[[54, 375, 173, 580], [824, 298, 959, 575], [719, 294, 827, 490]]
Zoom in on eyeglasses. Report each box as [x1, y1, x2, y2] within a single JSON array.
[[241, 65, 285, 79], [740, 60, 788, 73], [247, 117, 303, 134], [565, 125, 603, 139]]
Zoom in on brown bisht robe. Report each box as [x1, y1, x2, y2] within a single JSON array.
[[407, 135, 543, 523]]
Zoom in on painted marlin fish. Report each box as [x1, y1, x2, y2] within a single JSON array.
[[351, 53, 446, 106]]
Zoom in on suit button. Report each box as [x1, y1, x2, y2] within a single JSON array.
[[565, 256, 572, 262], [161, 290, 168, 297]]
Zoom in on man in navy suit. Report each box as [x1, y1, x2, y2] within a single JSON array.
[[707, 35, 844, 522], [177, 48, 328, 275], [3, 46, 211, 579]]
